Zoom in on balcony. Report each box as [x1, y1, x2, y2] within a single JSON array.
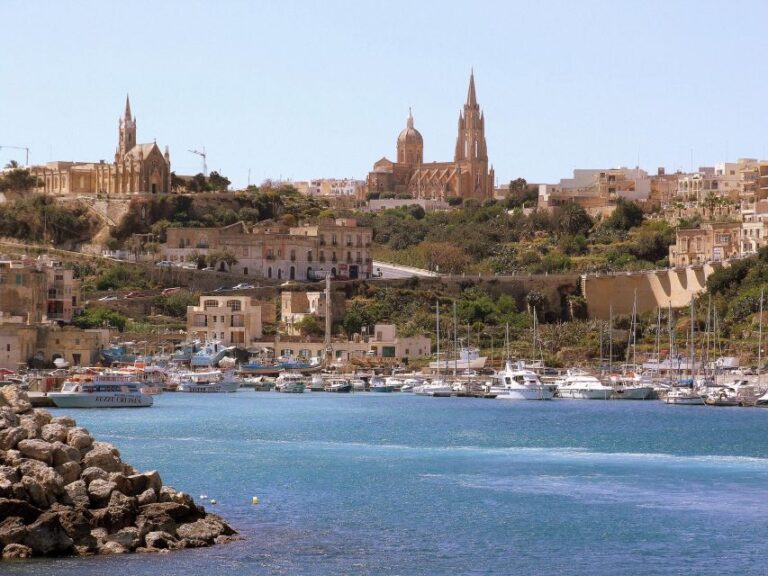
[[355, 257, 362, 264], [266, 254, 275, 260]]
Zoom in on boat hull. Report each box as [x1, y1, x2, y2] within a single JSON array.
[[612, 386, 654, 400], [48, 392, 153, 408], [371, 385, 395, 393], [496, 386, 555, 400], [178, 381, 240, 393], [558, 388, 612, 400]]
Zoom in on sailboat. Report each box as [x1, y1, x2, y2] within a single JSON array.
[[415, 301, 453, 397], [610, 293, 654, 400], [664, 298, 705, 405]]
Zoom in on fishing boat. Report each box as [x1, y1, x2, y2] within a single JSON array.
[[324, 377, 352, 393], [663, 384, 705, 405], [274, 372, 306, 393], [176, 369, 240, 393], [556, 369, 613, 399], [49, 375, 153, 408]]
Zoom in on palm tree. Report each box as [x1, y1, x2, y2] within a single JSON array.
[[4, 160, 19, 169]]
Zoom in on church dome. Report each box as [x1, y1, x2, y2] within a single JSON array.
[[398, 126, 423, 145], [397, 108, 422, 145]]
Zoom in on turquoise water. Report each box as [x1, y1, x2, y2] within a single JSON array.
[[6, 392, 768, 575]]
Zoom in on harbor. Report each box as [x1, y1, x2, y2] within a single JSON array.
[[7, 388, 768, 576]]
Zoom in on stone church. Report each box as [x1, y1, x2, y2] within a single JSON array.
[[367, 72, 495, 200], [32, 96, 171, 195]]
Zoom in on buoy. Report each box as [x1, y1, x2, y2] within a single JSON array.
[[200, 494, 208, 500], [210, 499, 217, 505], [251, 496, 260, 505]]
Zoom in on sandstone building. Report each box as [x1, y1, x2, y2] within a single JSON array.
[[31, 96, 171, 196], [367, 72, 495, 201]]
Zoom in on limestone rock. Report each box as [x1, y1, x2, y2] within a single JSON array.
[[97, 540, 127, 555], [62, 480, 90, 509], [55, 461, 81, 486], [83, 445, 122, 473], [66, 428, 93, 453], [143, 530, 177, 550], [81, 466, 109, 486], [18, 415, 41, 440], [0, 517, 28, 546], [23, 511, 74, 556], [21, 476, 55, 509], [17, 439, 54, 465], [41, 423, 68, 444], [0, 387, 32, 414], [19, 459, 64, 496], [49, 504, 93, 544], [87, 479, 117, 508], [136, 488, 157, 506], [0, 407, 19, 430], [128, 470, 162, 495], [2, 543, 33, 559], [108, 472, 131, 496], [176, 516, 231, 544], [4, 449, 23, 467], [50, 415, 76, 428], [0, 498, 42, 524], [107, 526, 140, 551], [0, 427, 27, 451], [52, 441, 81, 467]]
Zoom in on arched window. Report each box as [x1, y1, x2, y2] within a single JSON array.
[[268, 267, 272, 279], [290, 266, 295, 280], [204, 299, 218, 310], [226, 300, 241, 311], [277, 269, 282, 279]]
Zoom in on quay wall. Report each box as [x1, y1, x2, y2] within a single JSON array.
[[582, 264, 724, 319]]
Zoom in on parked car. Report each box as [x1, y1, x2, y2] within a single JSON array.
[[98, 295, 118, 302], [161, 287, 181, 296], [123, 291, 146, 299], [213, 286, 232, 293], [202, 266, 216, 272], [155, 261, 175, 268], [180, 263, 198, 270], [232, 283, 255, 290]]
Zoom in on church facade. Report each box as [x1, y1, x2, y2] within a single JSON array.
[[367, 72, 495, 201], [31, 96, 171, 196]]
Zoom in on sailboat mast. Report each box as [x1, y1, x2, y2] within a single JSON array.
[[654, 307, 661, 382], [689, 298, 696, 381], [436, 301, 441, 378], [758, 287, 764, 383], [453, 301, 458, 377], [608, 305, 613, 374]]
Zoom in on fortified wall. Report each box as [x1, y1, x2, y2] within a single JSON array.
[[582, 263, 724, 319]]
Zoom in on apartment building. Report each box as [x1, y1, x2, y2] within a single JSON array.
[[187, 295, 263, 346]]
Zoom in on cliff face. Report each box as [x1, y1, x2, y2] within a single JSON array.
[[0, 386, 238, 559]]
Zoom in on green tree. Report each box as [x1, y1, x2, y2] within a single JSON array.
[[208, 171, 231, 191], [553, 202, 593, 237], [0, 167, 41, 192], [605, 198, 644, 231]]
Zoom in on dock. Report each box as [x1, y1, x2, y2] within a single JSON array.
[[28, 392, 56, 408]]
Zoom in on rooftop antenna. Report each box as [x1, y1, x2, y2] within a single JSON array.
[[188, 147, 207, 176]]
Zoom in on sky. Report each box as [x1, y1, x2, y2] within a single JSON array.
[[2, 0, 768, 188]]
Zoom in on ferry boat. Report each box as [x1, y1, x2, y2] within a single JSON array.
[[556, 369, 613, 400], [49, 376, 153, 408], [176, 370, 240, 393]]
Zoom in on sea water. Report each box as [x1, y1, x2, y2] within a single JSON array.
[[6, 392, 768, 575]]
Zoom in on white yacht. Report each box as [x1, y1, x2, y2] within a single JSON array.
[[370, 376, 394, 393], [663, 386, 705, 405], [609, 372, 655, 400], [556, 369, 613, 399], [413, 379, 453, 397], [49, 376, 153, 408], [177, 369, 240, 393], [400, 377, 421, 393], [490, 361, 556, 400]]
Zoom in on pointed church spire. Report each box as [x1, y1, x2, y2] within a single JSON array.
[[407, 107, 414, 129], [124, 94, 132, 121], [466, 69, 477, 107]]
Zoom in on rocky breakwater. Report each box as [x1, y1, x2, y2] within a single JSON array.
[[0, 386, 238, 560]]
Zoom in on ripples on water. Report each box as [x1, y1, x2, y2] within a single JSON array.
[[6, 393, 768, 575]]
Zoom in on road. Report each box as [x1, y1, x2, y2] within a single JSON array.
[[372, 261, 440, 279]]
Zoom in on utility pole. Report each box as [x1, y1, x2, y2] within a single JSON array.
[[188, 147, 207, 176], [0, 145, 30, 166]]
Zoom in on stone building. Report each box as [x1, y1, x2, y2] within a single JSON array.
[[280, 289, 346, 335], [31, 96, 171, 196], [187, 295, 263, 346], [163, 218, 373, 281], [669, 222, 742, 267], [367, 72, 495, 201]]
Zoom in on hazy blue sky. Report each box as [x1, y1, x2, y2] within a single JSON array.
[[2, 0, 767, 188]]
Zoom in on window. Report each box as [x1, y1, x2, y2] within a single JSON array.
[[6, 344, 10, 352], [231, 315, 244, 328], [204, 299, 218, 310], [227, 300, 241, 311]]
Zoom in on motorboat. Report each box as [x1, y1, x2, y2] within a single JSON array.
[[370, 376, 394, 393], [274, 372, 306, 393], [324, 378, 352, 393], [663, 385, 705, 405], [609, 372, 655, 400], [349, 378, 367, 392], [490, 361, 556, 400], [413, 379, 453, 397], [400, 378, 421, 393], [556, 369, 613, 399], [309, 374, 326, 391], [49, 376, 153, 408], [176, 369, 240, 393], [384, 377, 404, 391]]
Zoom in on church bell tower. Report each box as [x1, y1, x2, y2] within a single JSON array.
[[116, 95, 137, 160]]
